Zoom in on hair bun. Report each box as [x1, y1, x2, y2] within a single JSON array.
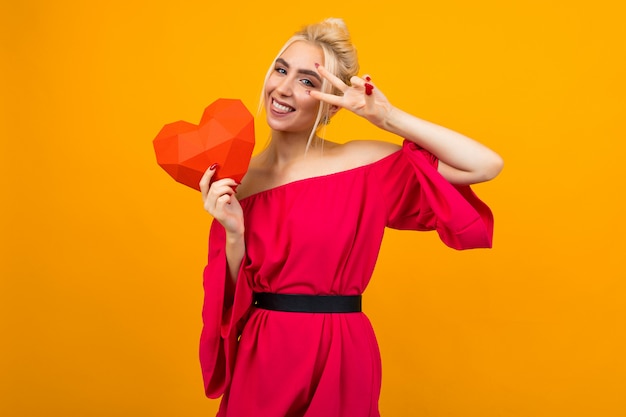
[[322, 17, 349, 33]]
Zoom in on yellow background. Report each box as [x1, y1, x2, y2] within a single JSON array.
[[2, 0, 625, 416]]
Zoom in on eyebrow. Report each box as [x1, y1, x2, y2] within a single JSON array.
[[275, 58, 322, 84]]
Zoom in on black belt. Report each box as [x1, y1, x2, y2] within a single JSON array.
[[253, 292, 362, 313]]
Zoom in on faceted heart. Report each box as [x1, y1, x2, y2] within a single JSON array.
[[153, 98, 255, 191]]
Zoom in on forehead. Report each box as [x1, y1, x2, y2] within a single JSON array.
[[280, 41, 324, 65]]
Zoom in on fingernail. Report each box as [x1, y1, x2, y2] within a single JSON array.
[[209, 163, 218, 170], [314, 63, 320, 68], [365, 76, 371, 82], [365, 83, 374, 96], [306, 90, 311, 95]]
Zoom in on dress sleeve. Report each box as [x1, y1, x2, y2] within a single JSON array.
[[199, 220, 253, 398], [383, 140, 494, 250]]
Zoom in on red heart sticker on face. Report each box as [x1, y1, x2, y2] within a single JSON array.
[[153, 98, 255, 191]]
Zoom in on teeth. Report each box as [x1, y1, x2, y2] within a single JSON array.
[[272, 99, 294, 113]]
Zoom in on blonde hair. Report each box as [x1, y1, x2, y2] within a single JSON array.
[[259, 18, 360, 149]]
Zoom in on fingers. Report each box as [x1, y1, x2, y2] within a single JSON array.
[[311, 65, 382, 122], [315, 63, 346, 92], [310, 73, 372, 102], [308, 90, 344, 107], [353, 74, 374, 96], [199, 163, 218, 199], [213, 191, 234, 211], [349, 75, 367, 88], [362, 76, 376, 115], [200, 162, 240, 214], [210, 179, 239, 200], [350, 73, 375, 100], [309, 63, 347, 106], [205, 184, 232, 214], [317, 63, 375, 99], [206, 178, 238, 207]]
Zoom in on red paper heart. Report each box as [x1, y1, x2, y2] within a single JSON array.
[[153, 98, 255, 191]]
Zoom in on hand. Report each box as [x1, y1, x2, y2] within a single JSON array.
[[309, 65, 393, 129], [199, 165, 244, 236]]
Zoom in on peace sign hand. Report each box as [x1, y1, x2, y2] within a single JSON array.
[[309, 64, 394, 129]]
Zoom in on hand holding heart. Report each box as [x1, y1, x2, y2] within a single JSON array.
[[199, 164, 244, 236]]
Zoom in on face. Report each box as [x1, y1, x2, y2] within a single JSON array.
[[265, 41, 325, 135]]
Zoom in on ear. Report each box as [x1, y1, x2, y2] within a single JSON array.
[[329, 104, 340, 117]]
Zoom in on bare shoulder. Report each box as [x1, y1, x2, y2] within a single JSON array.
[[235, 141, 402, 199], [329, 140, 401, 167]]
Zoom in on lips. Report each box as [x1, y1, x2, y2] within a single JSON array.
[[271, 98, 295, 113]]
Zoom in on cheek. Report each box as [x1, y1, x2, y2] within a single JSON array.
[[265, 74, 279, 93], [305, 97, 321, 114]]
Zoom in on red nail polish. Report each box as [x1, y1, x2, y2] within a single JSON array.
[[306, 90, 311, 95], [365, 83, 374, 96], [365, 76, 371, 82], [315, 63, 320, 68], [209, 163, 218, 170]]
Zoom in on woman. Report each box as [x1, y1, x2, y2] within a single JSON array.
[[198, 18, 503, 417]]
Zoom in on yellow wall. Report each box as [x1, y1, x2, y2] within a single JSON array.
[[2, 1, 625, 416]]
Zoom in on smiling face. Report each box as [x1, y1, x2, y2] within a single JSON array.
[[264, 41, 325, 136]]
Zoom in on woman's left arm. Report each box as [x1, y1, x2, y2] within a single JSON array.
[[380, 106, 504, 185], [311, 66, 503, 185]]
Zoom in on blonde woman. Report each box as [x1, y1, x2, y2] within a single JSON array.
[[199, 18, 503, 417]]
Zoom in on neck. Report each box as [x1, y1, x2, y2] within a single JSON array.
[[263, 130, 322, 167]]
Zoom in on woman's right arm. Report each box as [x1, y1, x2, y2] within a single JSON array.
[[200, 165, 245, 284]]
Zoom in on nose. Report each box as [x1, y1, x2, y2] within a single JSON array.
[[275, 76, 292, 97]]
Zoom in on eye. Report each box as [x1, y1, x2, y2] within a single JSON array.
[[275, 67, 287, 75], [301, 79, 315, 87]]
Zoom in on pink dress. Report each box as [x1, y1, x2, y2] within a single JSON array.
[[199, 140, 494, 417]]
